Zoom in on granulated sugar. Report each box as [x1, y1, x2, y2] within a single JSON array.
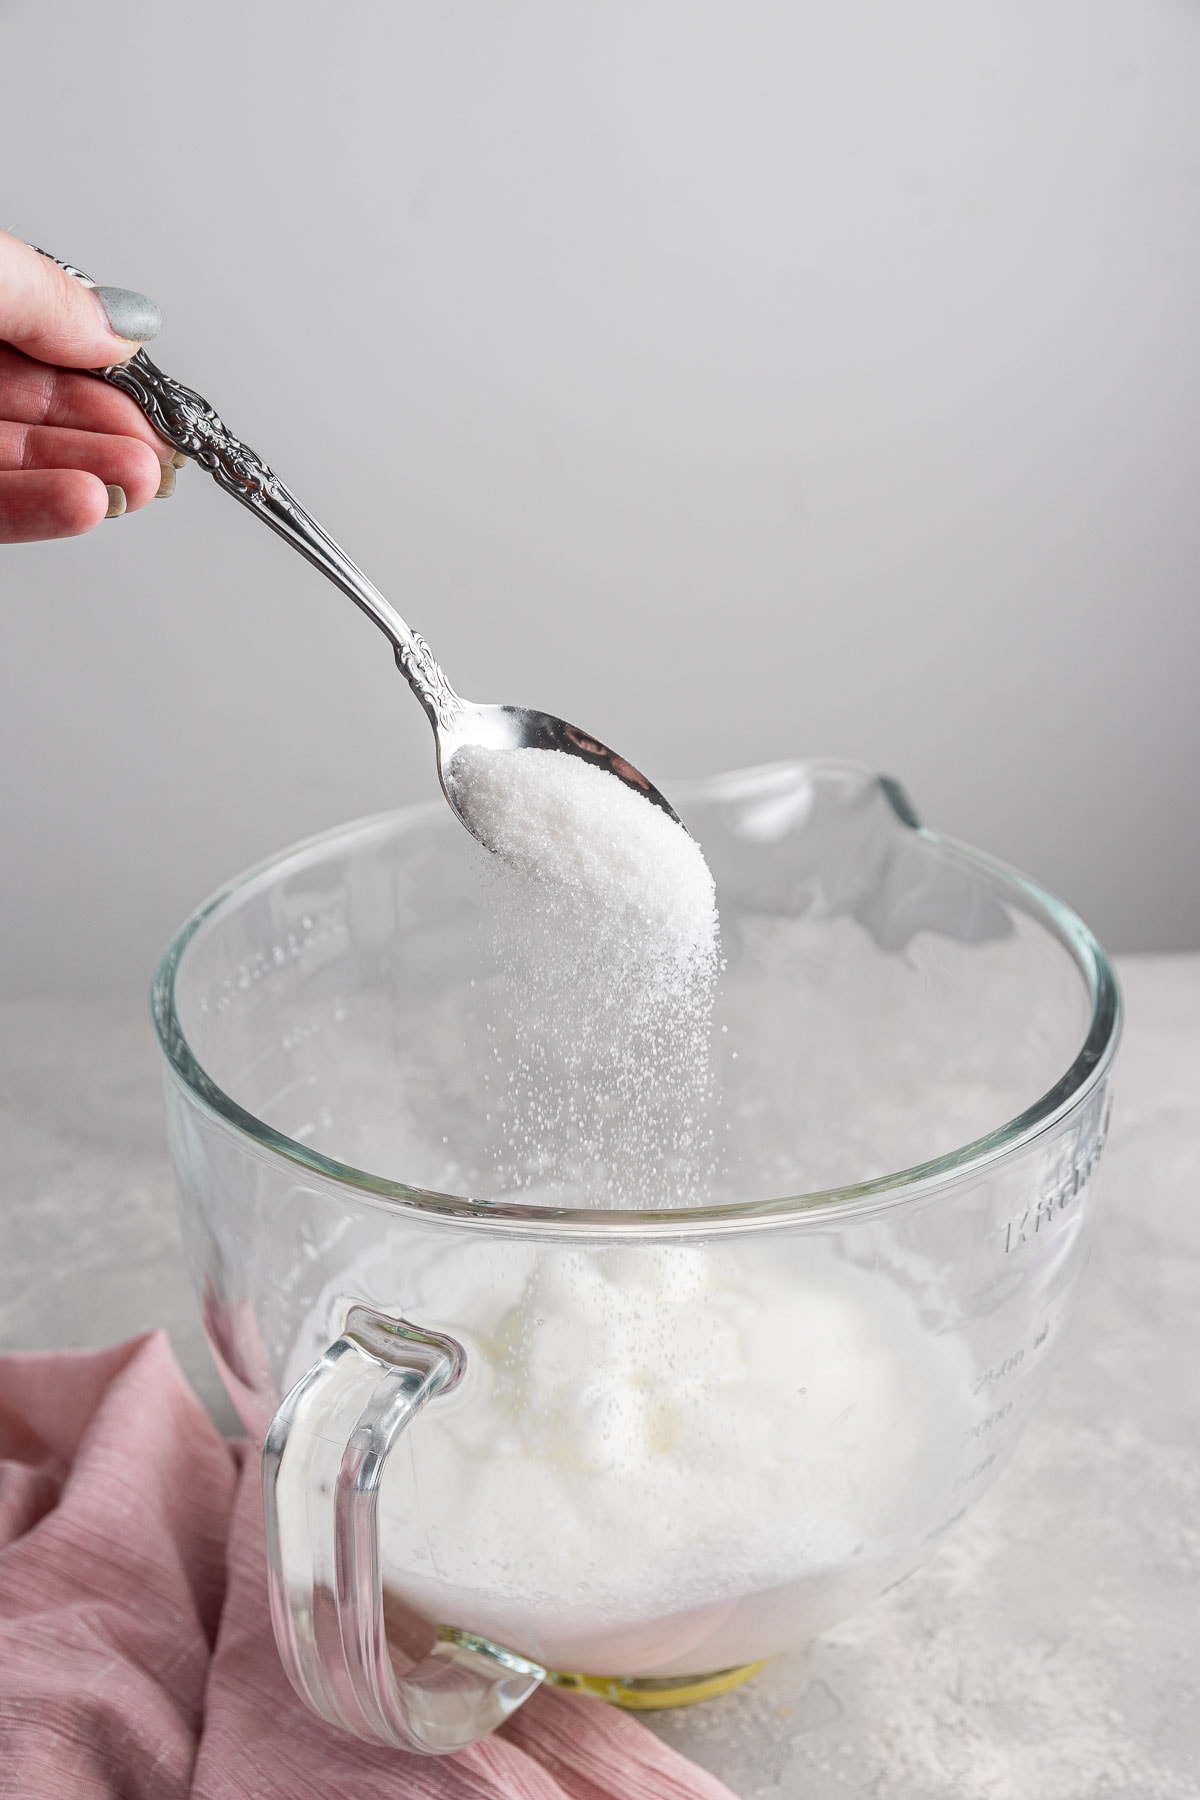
[[447, 746, 718, 971], [447, 745, 720, 1207]]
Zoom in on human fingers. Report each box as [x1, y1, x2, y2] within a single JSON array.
[[0, 342, 175, 462], [0, 469, 115, 543], [0, 231, 160, 369], [0, 421, 169, 513]]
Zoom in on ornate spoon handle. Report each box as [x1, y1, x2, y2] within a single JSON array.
[[34, 250, 464, 732]]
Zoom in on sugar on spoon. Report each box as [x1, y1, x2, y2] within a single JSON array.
[[39, 250, 683, 847]]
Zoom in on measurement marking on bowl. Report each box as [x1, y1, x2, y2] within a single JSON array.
[[1001, 1093, 1110, 1256], [962, 1401, 1015, 1442], [924, 1506, 969, 1544], [973, 1349, 1027, 1393], [953, 1453, 998, 1490], [971, 1316, 1061, 1400], [208, 909, 347, 1013]]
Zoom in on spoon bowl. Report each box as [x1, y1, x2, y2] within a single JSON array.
[[434, 700, 682, 843]]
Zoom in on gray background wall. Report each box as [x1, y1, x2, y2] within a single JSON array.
[[1, 0, 1197, 998]]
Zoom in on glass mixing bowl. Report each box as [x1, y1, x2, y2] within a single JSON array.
[[153, 760, 1120, 1753]]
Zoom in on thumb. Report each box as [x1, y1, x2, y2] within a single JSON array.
[[1, 231, 161, 369]]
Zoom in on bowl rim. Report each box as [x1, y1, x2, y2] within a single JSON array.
[[151, 760, 1122, 1237]]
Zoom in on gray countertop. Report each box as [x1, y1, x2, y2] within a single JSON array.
[[2, 957, 1197, 1799]]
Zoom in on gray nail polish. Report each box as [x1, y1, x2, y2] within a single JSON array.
[[105, 484, 127, 519], [93, 285, 162, 344], [155, 464, 176, 500]]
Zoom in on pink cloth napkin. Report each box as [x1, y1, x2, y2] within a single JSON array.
[[0, 1333, 739, 1799]]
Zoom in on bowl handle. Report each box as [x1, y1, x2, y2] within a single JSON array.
[[262, 1302, 546, 1752]]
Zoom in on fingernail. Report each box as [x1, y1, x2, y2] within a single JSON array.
[[92, 285, 162, 344], [155, 463, 176, 500], [170, 450, 188, 469], [105, 484, 127, 519]]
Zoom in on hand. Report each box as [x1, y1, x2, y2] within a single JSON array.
[[0, 232, 177, 544]]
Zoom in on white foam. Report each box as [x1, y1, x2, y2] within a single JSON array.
[[291, 1235, 974, 1677]]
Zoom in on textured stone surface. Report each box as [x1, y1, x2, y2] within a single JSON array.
[[1, 956, 1197, 1795], [0, 996, 237, 1431]]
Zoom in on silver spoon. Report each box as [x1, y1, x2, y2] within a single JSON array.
[[41, 251, 682, 846]]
